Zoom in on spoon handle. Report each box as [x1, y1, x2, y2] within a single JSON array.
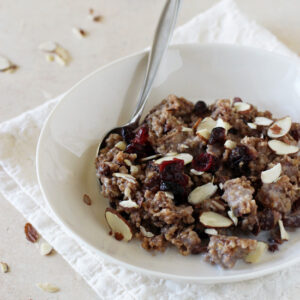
[[130, 0, 181, 124]]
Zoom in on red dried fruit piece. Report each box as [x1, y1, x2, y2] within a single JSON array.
[[192, 153, 218, 172], [83, 194, 92, 205], [132, 125, 149, 145], [24, 223, 39, 243], [208, 127, 226, 145], [160, 158, 188, 186], [114, 232, 124, 241]]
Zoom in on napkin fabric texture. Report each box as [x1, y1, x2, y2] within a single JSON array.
[[0, 0, 299, 299]]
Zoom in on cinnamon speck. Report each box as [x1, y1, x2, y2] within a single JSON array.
[[83, 194, 92, 206], [93, 15, 103, 22], [114, 232, 124, 241]]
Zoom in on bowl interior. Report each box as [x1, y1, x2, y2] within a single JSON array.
[[37, 44, 300, 282]]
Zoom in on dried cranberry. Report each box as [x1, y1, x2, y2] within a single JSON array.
[[233, 97, 242, 104], [192, 153, 219, 172], [132, 125, 149, 145], [160, 181, 187, 204], [121, 126, 135, 144], [160, 158, 188, 186], [227, 145, 252, 175], [159, 158, 189, 204], [194, 100, 208, 116], [208, 127, 226, 145]]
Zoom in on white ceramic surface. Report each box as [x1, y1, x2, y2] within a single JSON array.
[[37, 44, 300, 283]]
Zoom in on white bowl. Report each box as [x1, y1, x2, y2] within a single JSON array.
[[37, 44, 300, 283]]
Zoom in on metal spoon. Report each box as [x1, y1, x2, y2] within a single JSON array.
[[97, 0, 181, 154]]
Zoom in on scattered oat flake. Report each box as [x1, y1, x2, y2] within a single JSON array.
[[38, 42, 71, 66], [93, 15, 103, 22], [40, 242, 53, 256], [0, 262, 9, 273], [25, 223, 39, 243], [0, 56, 18, 73], [37, 283, 60, 293], [46, 54, 54, 62], [83, 194, 92, 205]]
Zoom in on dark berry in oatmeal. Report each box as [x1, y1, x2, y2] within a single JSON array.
[[194, 100, 208, 116], [192, 153, 219, 172]]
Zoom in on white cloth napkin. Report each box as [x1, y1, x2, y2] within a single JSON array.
[[1, 0, 299, 299]]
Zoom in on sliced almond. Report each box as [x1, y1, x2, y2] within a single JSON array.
[[162, 191, 174, 199], [40, 242, 53, 256], [0, 262, 9, 273], [166, 152, 178, 156], [234, 102, 251, 112], [254, 117, 273, 126], [113, 173, 136, 183], [140, 226, 154, 238], [190, 169, 204, 176], [180, 144, 189, 149], [247, 122, 257, 130], [0, 56, 11, 71], [155, 153, 193, 165], [105, 208, 133, 242], [199, 211, 233, 228], [38, 41, 57, 52], [261, 163, 281, 184], [278, 220, 289, 241], [124, 159, 132, 166], [224, 140, 237, 150], [268, 140, 299, 155], [268, 117, 292, 138], [204, 228, 218, 235], [175, 153, 193, 165], [130, 165, 139, 175], [188, 183, 218, 205], [228, 210, 238, 226], [181, 126, 193, 132], [196, 128, 210, 140], [140, 154, 161, 161], [244, 241, 267, 263], [215, 118, 232, 133], [119, 199, 139, 209], [115, 141, 127, 151], [196, 117, 217, 134], [37, 283, 59, 293]]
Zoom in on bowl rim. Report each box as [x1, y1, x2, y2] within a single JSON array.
[[36, 43, 300, 283]]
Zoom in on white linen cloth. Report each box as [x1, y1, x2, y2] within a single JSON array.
[[0, 0, 299, 299]]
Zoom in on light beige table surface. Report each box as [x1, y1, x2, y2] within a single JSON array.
[[1, 0, 300, 299]]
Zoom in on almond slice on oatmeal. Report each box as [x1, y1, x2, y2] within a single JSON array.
[[228, 210, 238, 226], [254, 117, 273, 126], [181, 126, 193, 132], [234, 102, 251, 112], [278, 220, 289, 241], [188, 182, 218, 205], [199, 211, 233, 228], [261, 163, 282, 184], [190, 169, 204, 176], [215, 118, 232, 133], [204, 228, 218, 235], [244, 241, 267, 263], [155, 153, 193, 165], [267, 116, 292, 138], [105, 208, 133, 242], [196, 128, 210, 140], [140, 226, 154, 238], [119, 199, 139, 209], [247, 122, 257, 130], [140, 154, 161, 161], [224, 140, 237, 149], [115, 141, 127, 151], [113, 173, 136, 183], [268, 140, 299, 155], [196, 117, 217, 134]]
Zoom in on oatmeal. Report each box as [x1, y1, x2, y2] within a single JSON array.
[[96, 95, 300, 269]]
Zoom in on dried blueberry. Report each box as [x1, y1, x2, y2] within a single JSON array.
[[194, 100, 208, 116], [208, 127, 226, 145], [121, 126, 135, 144]]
